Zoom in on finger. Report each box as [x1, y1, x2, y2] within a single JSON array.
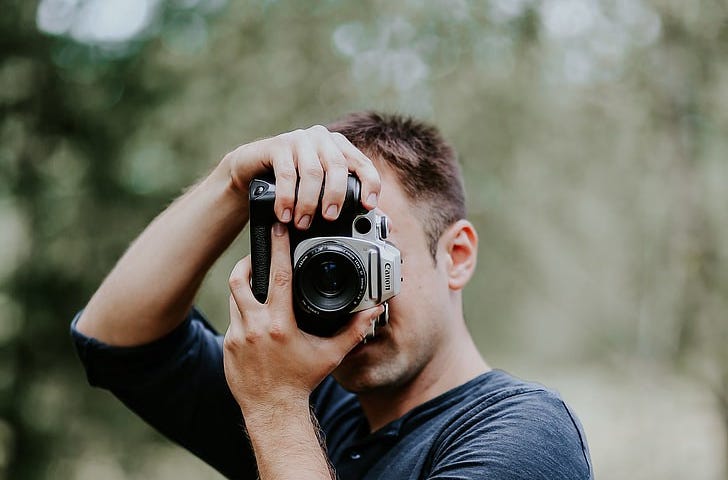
[[329, 305, 385, 355], [267, 222, 295, 317], [307, 126, 348, 220], [292, 132, 323, 229], [229, 258, 260, 331], [270, 144, 296, 224], [228, 294, 246, 333], [330, 132, 381, 210], [229, 256, 258, 308]]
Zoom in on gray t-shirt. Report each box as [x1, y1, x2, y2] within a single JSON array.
[[71, 308, 593, 479]]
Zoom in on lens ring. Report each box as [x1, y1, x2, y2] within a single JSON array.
[[294, 242, 367, 317]]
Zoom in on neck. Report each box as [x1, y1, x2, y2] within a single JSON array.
[[357, 323, 489, 432]]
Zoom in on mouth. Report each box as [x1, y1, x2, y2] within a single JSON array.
[[348, 320, 387, 356]]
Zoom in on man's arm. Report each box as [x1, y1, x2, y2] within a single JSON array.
[[76, 125, 381, 346], [223, 222, 384, 479], [244, 402, 336, 479], [76, 165, 245, 345]]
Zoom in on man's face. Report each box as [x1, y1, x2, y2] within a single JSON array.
[[332, 165, 453, 393]]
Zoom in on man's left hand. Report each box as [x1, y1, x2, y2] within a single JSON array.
[[223, 221, 384, 414]]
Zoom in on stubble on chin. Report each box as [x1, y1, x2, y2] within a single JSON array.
[[332, 353, 412, 394]]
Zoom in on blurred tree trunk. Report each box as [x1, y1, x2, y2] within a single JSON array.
[[1, 2, 172, 478], [651, 12, 728, 479]]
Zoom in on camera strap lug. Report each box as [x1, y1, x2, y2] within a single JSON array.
[[363, 302, 389, 343], [376, 302, 389, 327]]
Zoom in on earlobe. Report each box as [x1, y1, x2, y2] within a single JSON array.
[[443, 220, 478, 291]]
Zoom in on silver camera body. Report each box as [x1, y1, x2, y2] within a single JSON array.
[[249, 174, 401, 336], [293, 208, 402, 320]]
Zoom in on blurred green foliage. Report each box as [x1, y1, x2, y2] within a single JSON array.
[[1, 0, 727, 478]]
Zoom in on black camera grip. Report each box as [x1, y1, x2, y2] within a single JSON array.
[[250, 223, 271, 303]]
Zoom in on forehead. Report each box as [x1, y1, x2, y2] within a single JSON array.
[[374, 163, 407, 214], [374, 164, 428, 243]]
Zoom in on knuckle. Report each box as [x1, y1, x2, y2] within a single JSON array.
[[275, 187, 295, 201], [331, 131, 347, 141], [347, 154, 367, 170], [275, 194, 295, 208], [287, 129, 307, 144], [323, 183, 346, 200], [327, 154, 347, 169], [363, 168, 381, 186], [222, 150, 236, 166], [325, 181, 346, 194], [244, 329, 262, 344], [273, 133, 294, 146], [268, 321, 287, 341], [308, 124, 329, 134], [302, 165, 324, 180], [277, 168, 297, 183], [223, 334, 241, 352], [272, 269, 292, 287], [359, 155, 376, 168], [270, 143, 293, 161], [229, 275, 248, 293]]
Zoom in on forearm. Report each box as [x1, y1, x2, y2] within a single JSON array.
[[77, 161, 248, 346], [243, 399, 335, 480]]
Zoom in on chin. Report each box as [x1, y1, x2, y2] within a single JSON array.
[[333, 375, 377, 394], [332, 359, 380, 393], [332, 369, 391, 394], [332, 352, 412, 394]]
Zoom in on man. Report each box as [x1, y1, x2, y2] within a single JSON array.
[[72, 112, 593, 479]]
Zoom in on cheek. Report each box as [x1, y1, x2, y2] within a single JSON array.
[[391, 255, 445, 318], [386, 226, 445, 322]]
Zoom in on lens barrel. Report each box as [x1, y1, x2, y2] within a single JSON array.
[[294, 242, 367, 317]]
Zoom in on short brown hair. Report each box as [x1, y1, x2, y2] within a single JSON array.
[[327, 112, 466, 261]]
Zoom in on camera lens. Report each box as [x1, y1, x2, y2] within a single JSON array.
[[294, 242, 366, 316], [313, 260, 346, 297]]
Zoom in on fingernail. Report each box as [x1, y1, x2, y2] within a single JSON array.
[[298, 215, 311, 229], [281, 209, 292, 222], [325, 204, 338, 218], [366, 193, 378, 208], [273, 222, 285, 236]]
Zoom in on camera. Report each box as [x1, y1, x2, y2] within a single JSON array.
[[249, 174, 401, 337]]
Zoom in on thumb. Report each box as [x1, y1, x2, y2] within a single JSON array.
[[330, 305, 386, 355]]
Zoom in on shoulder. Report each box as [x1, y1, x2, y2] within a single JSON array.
[[429, 370, 592, 480]]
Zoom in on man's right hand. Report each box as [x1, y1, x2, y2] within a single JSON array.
[[77, 124, 380, 347], [221, 125, 381, 228]]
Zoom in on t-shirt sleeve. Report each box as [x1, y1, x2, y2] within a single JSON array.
[[427, 390, 592, 480], [70, 307, 257, 480]]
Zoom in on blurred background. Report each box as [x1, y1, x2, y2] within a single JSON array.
[[1, 0, 727, 478]]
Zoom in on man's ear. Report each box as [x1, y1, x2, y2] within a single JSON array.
[[441, 220, 478, 291]]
